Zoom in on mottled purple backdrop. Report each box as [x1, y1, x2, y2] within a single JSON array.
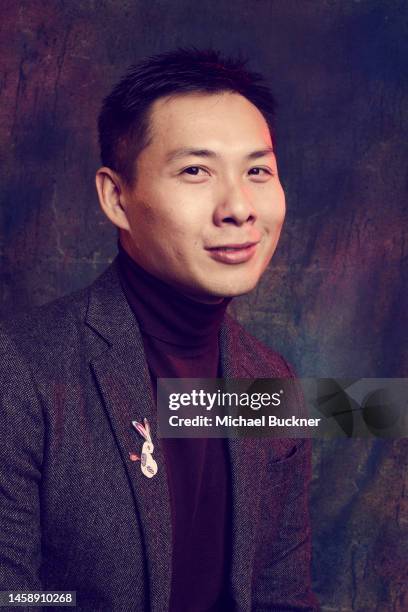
[[0, 1, 407, 610]]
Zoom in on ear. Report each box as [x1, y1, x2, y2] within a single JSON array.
[[95, 167, 131, 231]]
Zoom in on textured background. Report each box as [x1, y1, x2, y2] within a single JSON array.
[[0, 1, 407, 609]]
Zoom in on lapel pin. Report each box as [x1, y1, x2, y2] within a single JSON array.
[[131, 418, 158, 478]]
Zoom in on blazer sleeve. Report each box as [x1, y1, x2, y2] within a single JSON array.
[[0, 325, 44, 597], [251, 356, 320, 611], [252, 438, 320, 611]]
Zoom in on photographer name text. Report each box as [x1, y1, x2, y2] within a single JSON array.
[[167, 415, 321, 428]]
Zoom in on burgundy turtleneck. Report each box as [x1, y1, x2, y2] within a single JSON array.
[[116, 238, 233, 612]]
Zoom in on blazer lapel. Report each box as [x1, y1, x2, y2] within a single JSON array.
[[219, 317, 268, 611], [85, 258, 172, 612]]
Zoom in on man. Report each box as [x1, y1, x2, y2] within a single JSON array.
[[0, 48, 319, 611]]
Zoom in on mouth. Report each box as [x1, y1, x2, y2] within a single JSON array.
[[205, 241, 260, 264]]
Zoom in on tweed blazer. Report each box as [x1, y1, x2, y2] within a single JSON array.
[[0, 256, 319, 611]]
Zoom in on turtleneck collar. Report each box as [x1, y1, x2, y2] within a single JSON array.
[[116, 238, 232, 352]]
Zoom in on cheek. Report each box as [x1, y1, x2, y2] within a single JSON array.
[[275, 194, 286, 226], [261, 186, 286, 230], [126, 185, 207, 253], [128, 199, 176, 237], [127, 199, 157, 232]]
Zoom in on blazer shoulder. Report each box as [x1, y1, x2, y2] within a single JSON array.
[[0, 259, 121, 373], [0, 257, 120, 343], [0, 283, 89, 343], [0, 267, 102, 378], [224, 313, 297, 378]]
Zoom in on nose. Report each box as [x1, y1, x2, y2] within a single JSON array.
[[213, 180, 257, 227]]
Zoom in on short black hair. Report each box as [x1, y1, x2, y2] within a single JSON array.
[[98, 47, 276, 185]]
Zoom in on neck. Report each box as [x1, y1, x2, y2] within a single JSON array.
[[118, 235, 224, 304], [116, 237, 232, 350]]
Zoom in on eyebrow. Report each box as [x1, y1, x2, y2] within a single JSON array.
[[165, 146, 275, 164]]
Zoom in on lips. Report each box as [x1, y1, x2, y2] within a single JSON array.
[[208, 241, 257, 250], [205, 241, 260, 264]]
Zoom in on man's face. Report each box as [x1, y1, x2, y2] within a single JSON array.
[[120, 91, 286, 301]]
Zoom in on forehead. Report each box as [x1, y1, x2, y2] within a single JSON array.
[[146, 91, 272, 152]]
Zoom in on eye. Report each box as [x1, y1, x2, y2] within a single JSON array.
[[248, 167, 273, 177], [181, 166, 209, 176]]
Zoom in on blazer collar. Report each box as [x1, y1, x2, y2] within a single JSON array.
[[85, 256, 265, 612]]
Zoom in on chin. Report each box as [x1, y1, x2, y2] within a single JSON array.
[[201, 275, 260, 299]]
